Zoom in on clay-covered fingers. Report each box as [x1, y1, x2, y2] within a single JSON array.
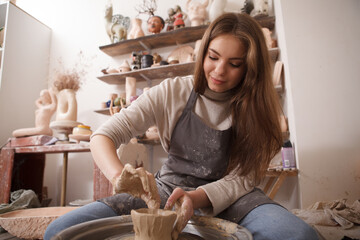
[[138, 170, 161, 209], [112, 164, 143, 195], [165, 188, 194, 240]]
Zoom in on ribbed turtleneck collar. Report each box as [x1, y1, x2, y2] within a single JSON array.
[[203, 86, 233, 102]]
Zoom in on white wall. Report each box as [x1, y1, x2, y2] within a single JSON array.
[[275, 0, 360, 208], [0, 3, 51, 148]]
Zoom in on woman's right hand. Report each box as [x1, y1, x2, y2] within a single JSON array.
[[112, 164, 160, 209]]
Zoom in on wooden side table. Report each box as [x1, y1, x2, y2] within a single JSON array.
[[264, 169, 298, 199], [0, 138, 90, 206]]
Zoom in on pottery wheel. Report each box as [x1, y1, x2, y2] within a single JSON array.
[[53, 215, 253, 240]]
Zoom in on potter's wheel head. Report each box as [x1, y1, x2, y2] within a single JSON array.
[[52, 215, 253, 240]]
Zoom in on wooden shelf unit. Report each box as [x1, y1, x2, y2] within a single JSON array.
[[96, 16, 277, 84], [97, 48, 279, 84], [99, 25, 208, 57], [98, 62, 195, 85], [98, 15, 275, 57]]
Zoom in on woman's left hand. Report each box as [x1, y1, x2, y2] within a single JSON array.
[[165, 187, 194, 240]]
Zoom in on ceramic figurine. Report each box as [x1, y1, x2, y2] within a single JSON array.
[[151, 53, 162, 67], [127, 18, 145, 39], [104, 3, 129, 43], [12, 89, 57, 137], [106, 67, 120, 74], [167, 56, 179, 65], [165, 8, 175, 31], [147, 15, 165, 34], [131, 51, 142, 70], [167, 45, 194, 64], [262, 28, 276, 49], [119, 60, 131, 73], [241, 0, 254, 14], [186, 0, 209, 27], [250, 0, 269, 17], [173, 5, 186, 29], [208, 0, 227, 22]]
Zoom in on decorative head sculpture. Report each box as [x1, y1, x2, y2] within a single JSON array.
[[147, 15, 165, 34]]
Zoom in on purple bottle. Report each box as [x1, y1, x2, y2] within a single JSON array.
[[282, 141, 296, 169]]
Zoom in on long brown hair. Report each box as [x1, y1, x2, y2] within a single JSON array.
[[194, 13, 283, 184]]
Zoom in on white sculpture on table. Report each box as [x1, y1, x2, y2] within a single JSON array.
[[12, 89, 57, 137], [50, 72, 82, 141]]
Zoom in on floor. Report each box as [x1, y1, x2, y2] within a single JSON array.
[[315, 225, 360, 240]]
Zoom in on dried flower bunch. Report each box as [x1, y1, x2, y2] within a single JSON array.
[[53, 71, 82, 92], [51, 51, 90, 92]]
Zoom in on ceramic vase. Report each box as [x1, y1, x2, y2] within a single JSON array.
[[131, 208, 177, 240], [56, 89, 77, 122]]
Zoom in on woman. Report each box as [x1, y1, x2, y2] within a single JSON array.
[[45, 13, 318, 240]]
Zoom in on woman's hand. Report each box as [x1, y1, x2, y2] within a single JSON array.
[[112, 164, 160, 209], [165, 188, 194, 240]]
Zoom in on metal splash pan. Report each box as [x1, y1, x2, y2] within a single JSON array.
[[53, 215, 253, 240]]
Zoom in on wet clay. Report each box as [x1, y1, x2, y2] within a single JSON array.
[[113, 164, 185, 239], [113, 164, 160, 209], [131, 208, 177, 240]]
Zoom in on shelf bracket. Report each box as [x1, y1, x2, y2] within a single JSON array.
[[139, 73, 152, 87], [138, 41, 151, 54]]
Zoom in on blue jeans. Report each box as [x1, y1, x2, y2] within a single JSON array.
[[44, 202, 318, 240]]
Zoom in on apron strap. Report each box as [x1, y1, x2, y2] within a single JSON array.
[[183, 89, 198, 111]]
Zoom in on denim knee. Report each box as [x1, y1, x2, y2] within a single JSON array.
[[239, 204, 319, 240]]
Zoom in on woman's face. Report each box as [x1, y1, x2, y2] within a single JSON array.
[[203, 34, 247, 93]]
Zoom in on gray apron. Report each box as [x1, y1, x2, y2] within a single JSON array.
[[100, 89, 278, 223]]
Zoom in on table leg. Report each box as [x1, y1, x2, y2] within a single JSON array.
[[0, 148, 15, 204], [263, 177, 275, 194], [60, 152, 68, 206], [268, 171, 288, 200]]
